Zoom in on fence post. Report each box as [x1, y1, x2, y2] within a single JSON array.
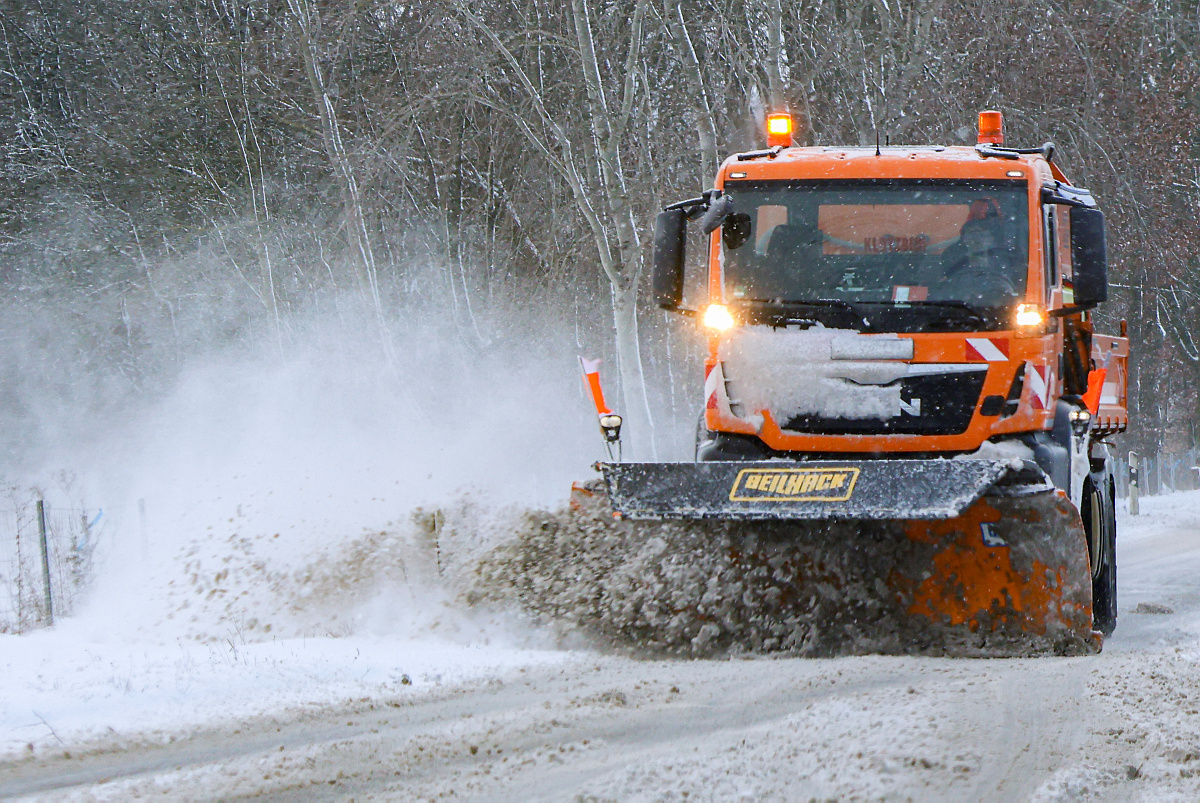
[[36, 499, 53, 625], [138, 498, 147, 560], [1129, 452, 1140, 516]]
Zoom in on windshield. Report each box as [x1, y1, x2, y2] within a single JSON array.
[[721, 179, 1029, 332]]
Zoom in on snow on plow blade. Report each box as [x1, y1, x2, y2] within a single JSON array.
[[541, 459, 1101, 657], [598, 458, 1044, 521]]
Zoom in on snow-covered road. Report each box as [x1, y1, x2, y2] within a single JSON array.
[[2, 490, 1198, 800]]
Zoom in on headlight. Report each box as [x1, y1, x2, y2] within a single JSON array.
[[702, 303, 735, 331], [1015, 303, 1045, 328]]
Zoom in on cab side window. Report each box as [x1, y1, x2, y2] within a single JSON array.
[[1043, 206, 1058, 300]]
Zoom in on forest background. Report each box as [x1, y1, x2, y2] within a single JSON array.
[[2, 0, 1199, 471]]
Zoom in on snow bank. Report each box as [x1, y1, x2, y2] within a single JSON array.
[[1118, 487, 1200, 542]]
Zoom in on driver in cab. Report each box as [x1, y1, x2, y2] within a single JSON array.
[[931, 204, 1021, 305]]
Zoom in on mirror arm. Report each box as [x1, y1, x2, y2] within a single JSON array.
[[1040, 184, 1096, 208], [664, 195, 704, 210], [699, 194, 734, 234], [665, 188, 724, 219], [1048, 303, 1098, 318]]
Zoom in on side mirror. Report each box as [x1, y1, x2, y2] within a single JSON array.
[[1070, 206, 1107, 308], [653, 208, 687, 310]]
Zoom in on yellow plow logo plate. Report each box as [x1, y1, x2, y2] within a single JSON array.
[[730, 467, 860, 502]]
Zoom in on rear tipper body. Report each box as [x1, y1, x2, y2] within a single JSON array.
[[585, 112, 1128, 656]]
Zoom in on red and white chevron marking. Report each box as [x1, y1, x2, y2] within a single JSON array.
[[965, 337, 1009, 362], [704, 362, 725, 410], [1025, 362, 1055, 410]]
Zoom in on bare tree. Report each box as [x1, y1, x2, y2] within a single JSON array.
[[287, 0, 383, 316], [461, 0, 660, 454], [663, 0, 720, 180]]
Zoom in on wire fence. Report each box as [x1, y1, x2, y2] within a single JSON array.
[[1113, 449, 1200, 499], [0, 498, 100, 633]]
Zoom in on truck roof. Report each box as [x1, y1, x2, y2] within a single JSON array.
[[721, 146, 1057, 184]]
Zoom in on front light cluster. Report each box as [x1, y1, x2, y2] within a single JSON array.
[[702, 303, 735, 331], [1015, 303, 1045, 328]]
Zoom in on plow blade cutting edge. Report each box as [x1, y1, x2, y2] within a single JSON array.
[[569, 459, 1099, 656]]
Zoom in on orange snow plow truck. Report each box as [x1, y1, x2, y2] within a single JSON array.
[[588, 111, 1128, 656]]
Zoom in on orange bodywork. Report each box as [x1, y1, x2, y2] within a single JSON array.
[[1091, 333, 1129, 436], [701, 145, 1128, 455]]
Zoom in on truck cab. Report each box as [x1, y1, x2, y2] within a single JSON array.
[[654, 112, 1128, 485]]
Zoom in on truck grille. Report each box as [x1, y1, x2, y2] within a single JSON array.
[[782, 369, 988, 436]]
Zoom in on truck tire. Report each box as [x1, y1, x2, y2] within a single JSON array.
[[1084, 476, 1118, 636]]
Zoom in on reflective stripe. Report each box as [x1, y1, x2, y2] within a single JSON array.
[[1025, 362, 1054, 409], [965, 338, 1009, 362]]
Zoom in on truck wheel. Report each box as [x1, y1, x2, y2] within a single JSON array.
[[1085, 477, 1118, 636]]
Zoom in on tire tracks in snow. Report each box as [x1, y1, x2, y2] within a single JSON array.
[[0, 657, 922, 799], [0, 654, 1116, 800], [960, 658, 1100, 801]]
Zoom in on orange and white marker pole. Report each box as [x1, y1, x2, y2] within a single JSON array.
[[579, 357, 623, 458], [579, 357, 612, 416]]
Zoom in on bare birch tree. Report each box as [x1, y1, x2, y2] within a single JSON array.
[[663, 0, 720, 181], [461, 0, 659, 455], [287, 0, 383, 316]]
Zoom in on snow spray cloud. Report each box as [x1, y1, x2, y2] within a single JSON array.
[[0, 215, 617, 641]]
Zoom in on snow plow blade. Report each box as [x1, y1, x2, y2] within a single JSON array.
[[539, 459, 1101, 657], [598, 458, 1044, 521]]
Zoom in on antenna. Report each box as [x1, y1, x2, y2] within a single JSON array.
[[875, 129, 881, 157]]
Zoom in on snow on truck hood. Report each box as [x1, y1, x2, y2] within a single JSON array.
[[719, 326, 918, 422]]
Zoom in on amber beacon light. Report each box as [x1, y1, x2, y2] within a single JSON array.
[[766, 113, 794, 148], [977, 110, 1004, 145]]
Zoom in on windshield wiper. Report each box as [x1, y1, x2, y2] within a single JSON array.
[[737, 298, 871, 330], [888, 298, 998, 331], [904, 300, 986, 316]]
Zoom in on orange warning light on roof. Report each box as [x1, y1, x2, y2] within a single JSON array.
[[766, 113, 794, 148], [977, 110, 1004, 145]]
